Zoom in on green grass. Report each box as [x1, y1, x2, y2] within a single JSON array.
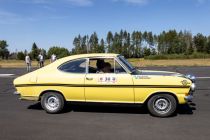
[[1, 58, 210, 68], [145, 53, 210, 60]]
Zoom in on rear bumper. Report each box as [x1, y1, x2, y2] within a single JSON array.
[[13, 91, 39, 101], [13, 91, 20, 95], [13, 91, 21, 99]]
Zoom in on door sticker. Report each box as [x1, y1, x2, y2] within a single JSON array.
[[98, 76, 117, 84]]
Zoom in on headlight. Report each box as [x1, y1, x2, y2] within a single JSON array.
[[186, 74, 196, 83], [190, 83, 196, 92]]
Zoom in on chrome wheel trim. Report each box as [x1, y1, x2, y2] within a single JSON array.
[[153, 98, 171, 115], [45, 96, 60, 111]]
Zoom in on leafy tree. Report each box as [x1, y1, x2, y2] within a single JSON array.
[[182, 31, 194, 55], [143, 48, 151, 56], [48, 46, 69, 59], [17, 51, 25, 60], [194, 33, 207, 53], [207, 36, 210, 54], [0, 40, 9, 59]]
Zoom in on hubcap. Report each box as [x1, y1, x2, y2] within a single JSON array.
[[153, 98, 171, 114], [45, 96, 59, 111]]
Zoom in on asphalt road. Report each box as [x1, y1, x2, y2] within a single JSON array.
[[0, 67, 210, 140]]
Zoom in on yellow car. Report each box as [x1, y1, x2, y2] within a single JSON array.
[[13, 53, 196, 117]]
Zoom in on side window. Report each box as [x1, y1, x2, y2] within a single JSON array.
[[115, 60, 126, 73], [89, 58, 114, 73], [88, 58, 126, 74], [59, 59, 86, 73]]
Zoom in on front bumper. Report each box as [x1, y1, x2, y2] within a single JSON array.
[[184, 95, 193, 101], [184, 83, 196, 102]]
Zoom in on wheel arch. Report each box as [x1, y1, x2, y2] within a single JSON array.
[[144, 91, 179, 105], [39, 90, 66, 101]]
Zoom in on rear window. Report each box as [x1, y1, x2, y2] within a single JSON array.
[[59, 59, 86, 73]]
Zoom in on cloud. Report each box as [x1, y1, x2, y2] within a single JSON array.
[[0, 10, 70, 25], [16, 0, 51, 4], [195, 0, 210, 4], [0, 11, 22, 24], [30, 0, 50, 4], [17, 0, 94, 6], [66, 0, 93, 6], [114, 0, 148, 5]]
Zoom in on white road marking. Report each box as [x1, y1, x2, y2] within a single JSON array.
[[196, 77, 210, 79], [0, 74, 15, 77]]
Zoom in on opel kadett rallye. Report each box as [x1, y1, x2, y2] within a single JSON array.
[[13, 53, 196, 117]]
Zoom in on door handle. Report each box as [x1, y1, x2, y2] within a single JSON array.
[[86, 77, 93, 80]]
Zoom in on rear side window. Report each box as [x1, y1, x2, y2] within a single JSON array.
[[59, 59, 86, 73]]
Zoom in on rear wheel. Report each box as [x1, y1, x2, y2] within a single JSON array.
[[41, 92, 65, 114], [147, 94, 177, 117]]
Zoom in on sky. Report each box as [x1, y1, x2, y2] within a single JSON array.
[[0, 0, 210, 52]]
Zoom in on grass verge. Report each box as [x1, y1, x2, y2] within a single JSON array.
[[1, 58, 210, 68]]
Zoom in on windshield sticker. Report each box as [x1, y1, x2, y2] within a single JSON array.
[[134, 75, 150, 79], [98, 76, 117, 83]]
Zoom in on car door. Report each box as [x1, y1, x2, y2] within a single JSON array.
[[57, 58, 87, 101], [84, 57, 134, 103]]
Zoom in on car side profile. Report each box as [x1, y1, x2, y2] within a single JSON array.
[[13, 53, 196, 117]]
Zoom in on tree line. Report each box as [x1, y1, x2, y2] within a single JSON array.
[[71, 30, 210, 58], [1, 29, 210, 60]]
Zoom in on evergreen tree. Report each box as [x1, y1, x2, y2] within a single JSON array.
[[106, 31, 114, 53], [30, 42, 39, 60], [89, 32, 99, 53], [99, 39, 105, 53]]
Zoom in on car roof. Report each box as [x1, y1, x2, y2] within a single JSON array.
[[69, 53, 118, 58], [49, 53, 119, 67], [59, 53, 119, 61]]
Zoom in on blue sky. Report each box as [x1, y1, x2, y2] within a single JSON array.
[[0, 0, 210, 52]]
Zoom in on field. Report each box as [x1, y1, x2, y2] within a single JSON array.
[[1, 58, 210, 68], [0, 60, 51, 68], [129, 58, 210, 67]]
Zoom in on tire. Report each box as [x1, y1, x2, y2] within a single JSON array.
[[41, 92, 65, 114], [147, 94, 177, 117]]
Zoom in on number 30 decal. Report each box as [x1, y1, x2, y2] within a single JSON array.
[[98, 76, 117, 83]]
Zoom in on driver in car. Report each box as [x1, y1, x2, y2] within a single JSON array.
[[97, 62, 111, 73]]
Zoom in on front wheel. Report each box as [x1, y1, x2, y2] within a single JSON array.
[[147, 94, 177, 117], [41, 92, 65, 114]]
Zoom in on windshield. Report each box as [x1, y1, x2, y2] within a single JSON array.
[[118, 55, 135, 72]]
